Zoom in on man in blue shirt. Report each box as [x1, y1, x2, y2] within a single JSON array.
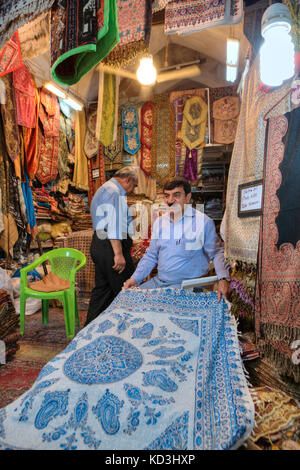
[[123, 177, 230, 302], [85, 167, 138, 325]]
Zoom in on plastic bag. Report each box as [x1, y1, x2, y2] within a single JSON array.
[[14, 297, 42, 316], [0, 267, 14, 302]]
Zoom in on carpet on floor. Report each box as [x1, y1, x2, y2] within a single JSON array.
[[0, 305, 87, 409]]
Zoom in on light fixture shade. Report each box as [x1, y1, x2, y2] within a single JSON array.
[[227, 38, 239, 66], [260, 3, 295, 86], [44, 82, 66, 99], [63, 96, 83, 111], [226, 65, 238, 83], [136, 56, 157, 86]]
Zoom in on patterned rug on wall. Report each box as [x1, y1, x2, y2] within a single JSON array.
[[0, 306, 87, 409]]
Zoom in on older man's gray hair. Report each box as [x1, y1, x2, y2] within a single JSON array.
[[114, 166, 138, 183]]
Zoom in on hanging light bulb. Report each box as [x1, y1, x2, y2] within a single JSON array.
[[260, 3, 295, 87], [136, 55, 157, 86], [226, 38, 240, 83]]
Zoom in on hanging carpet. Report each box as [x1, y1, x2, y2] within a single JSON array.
[[0, 0, 55, 49], [103, 127, 123, 171], [72, 109, 89, 191], [0, 74, 20, 163], [0, 32, 23, 78], [255, 108, 300, 384], [103, 0, 152, 67], [165, 0, 243, 36], [50, 0, 119, 86], [122, 106, 140, 155], [151, 98, 175, 186], [140, 101, 153, 176]]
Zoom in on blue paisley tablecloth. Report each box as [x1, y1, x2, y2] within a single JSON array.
[[0, 289, 254, 450]]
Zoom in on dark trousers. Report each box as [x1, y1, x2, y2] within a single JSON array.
[[84, 232, 134, 326]]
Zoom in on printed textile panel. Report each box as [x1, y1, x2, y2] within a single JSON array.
[[103, 0, 152, 66], [165, 0, 243, 34], [0, 290, 254, 450], [0, 32, 22, 77], [255, 111, 300, 382]]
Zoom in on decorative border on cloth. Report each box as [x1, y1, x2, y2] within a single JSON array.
[[103, 0, 152, 67], [255, 114, 300, 382], [165, 0, 243, 35], [140, 101, 153, 176], [151, 99, 175, 186], [0, 32, 22, 77]]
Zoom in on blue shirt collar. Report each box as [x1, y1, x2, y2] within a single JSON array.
[[111, 178, 127, 196]]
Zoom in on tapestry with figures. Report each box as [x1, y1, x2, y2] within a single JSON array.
[[0, 290, 254, 450]]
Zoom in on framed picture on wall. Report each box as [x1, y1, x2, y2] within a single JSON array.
[[238, 179, 263, 218]]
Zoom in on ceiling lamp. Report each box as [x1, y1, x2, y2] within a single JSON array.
[[226, 38, 240, 83], [260, 2, 295, 87], [44, 82, 66, 99], [63, 95, 84, 111], [136, 56, 157, 86]]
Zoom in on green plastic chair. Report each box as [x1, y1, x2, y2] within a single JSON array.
[[20, 248, 86, 339]]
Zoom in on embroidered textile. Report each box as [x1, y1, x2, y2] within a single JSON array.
[[140, 101, 154, 176], [183, 148, 198, 182], [84, 108, 99, 159], [103, 0, 152, 67], [50, 0, 119, 86], [0, 290, 254, 450], [224, 57, 292, 263], [72, 109, 89, 191], [165, 0, 243, 36], [212, 96, 239, 144], [255, 109, 300, 383], [0, 32, 22, 78], [103, 127, 123, 171], [35, 128, 59, 185], [151, 99, 175, 186], [13, 64, 37, 128], [100, 73, 117, 148], [35, 88, 60, 184], [122, 106, 140, 155], [181, 96, 207, 150], [0, 0, 55, 49], [0, 74, 20, 162], [57, 114, 70, 180]]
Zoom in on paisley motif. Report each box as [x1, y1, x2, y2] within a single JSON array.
[[63, 335, 143, 384], [92, 389, 124, 435], [132, 322, 154, 339], [34, 390, 70, 430], [142, 369, 178, 392]]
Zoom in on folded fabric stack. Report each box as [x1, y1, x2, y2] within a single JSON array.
[[239, 332, 259, 361], [204, 198, 223, 219], [32, 187, 62, 218], [0, 289, 20, 362], [201, 167, 224, 190]]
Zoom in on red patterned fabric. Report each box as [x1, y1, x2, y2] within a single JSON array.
[[35, 88, 60, 184], [13, 64, 36, 128], [88, 144, 106, 206], [0, 31, 22, 77], [140, 101, 153, 176], [255, 112, 300, 382]]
